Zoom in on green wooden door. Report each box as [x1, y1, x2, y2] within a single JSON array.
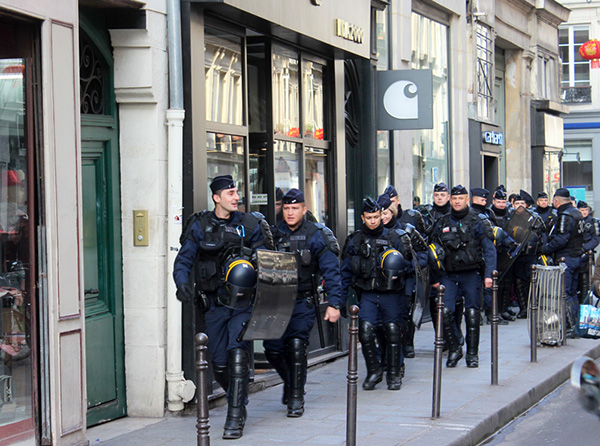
[[80, 21, 126, 426]]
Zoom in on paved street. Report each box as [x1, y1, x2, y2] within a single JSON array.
[[482, 369, 600, 445], [88, 319, 600, 446]]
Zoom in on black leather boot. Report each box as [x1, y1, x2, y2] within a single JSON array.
[[384, 323, 403, 390], [375, 324, 387, 370], [485, 308, 508, 325], [286, 338, 308, 417], [443, 309, 462, 367], [515, 278, 529, 319], [465, 308, 480, 368], [212, 363, 229, 392], [359, 320, 383, 390], [264, 349, 290, 405], [222, 348, 248, 440], [403, 320, 415, 358]]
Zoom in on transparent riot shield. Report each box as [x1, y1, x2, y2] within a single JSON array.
[[242, 250, 298, 341]]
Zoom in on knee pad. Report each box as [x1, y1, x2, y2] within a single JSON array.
[[359, 320, 376, 344]]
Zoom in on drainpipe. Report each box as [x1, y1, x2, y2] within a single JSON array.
[[166, 0, 195, 411]]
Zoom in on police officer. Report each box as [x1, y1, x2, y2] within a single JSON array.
[[490, 188, 514, 229], [431, 185, 496, 368], [576, 201, 600, 301], [471, 187, 495, 221], [264, 188, 342, 418], [534, 192, 557, 233], [173, 174, 273, 440], [341, 198, 423, 390], [378, 194, 429, 359], [540, 188, 585, 333], [384, 185, 428, 237], [418, 182, 452, 237], [510, 192, 545, 319]]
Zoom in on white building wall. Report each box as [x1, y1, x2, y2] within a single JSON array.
[[111, 1, 171, 417]]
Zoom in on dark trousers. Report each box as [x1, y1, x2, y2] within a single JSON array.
[[440, 270, 482, 313], [204, 302, 252, 366], [263, 297, 315, 353]]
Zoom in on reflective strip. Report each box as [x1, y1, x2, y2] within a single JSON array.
[[225, 259, 253, 281]]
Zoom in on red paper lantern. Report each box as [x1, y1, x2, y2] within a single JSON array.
[[579, 39, 600, 69]]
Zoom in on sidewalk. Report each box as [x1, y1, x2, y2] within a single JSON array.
[[87, 318, 600, 446]]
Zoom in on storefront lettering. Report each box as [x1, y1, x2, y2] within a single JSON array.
[[335, 19, 364, 44], [483, 130, 503, 146]]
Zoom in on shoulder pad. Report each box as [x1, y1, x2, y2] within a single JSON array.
[[406, 209, 418, 216], [250, 211, 267, 221], [179, 210, 209, 245], [314, 223, 340, 256], [403, 223, 416, 233], [394, 228, 408, 237]]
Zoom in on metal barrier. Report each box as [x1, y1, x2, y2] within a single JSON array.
[[432, 285, 445, 419], [490, 270, 499, 385], [346, 305, 359, 446], [195, 333, 210, 446], [529, 265, 538, 363], [528, 262, 567, 346]]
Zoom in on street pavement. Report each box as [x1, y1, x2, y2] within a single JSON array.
[[87, 318, 600, 446]]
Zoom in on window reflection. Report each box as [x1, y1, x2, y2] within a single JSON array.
[[305, 148, 328, 225], [206, 132, 245, 210], [0, 57, 33, 432], [272, 46, 300, 138], [303, 61, 325, 140], [274, 141, 300, 193], [411, 13, 449, 202], [205, 28, 243, 125]]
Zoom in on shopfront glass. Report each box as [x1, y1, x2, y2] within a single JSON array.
[[305, 147, 328, 224], [410, 13, 450, 202], [0, 57, 34, 442], [563, 140, 593, 203], [302, 60, 324, 140], [274, 140, 300, 194], [272, 45, 300, 138], [205, 27, 243, 126], [206, 132, 246, 209]]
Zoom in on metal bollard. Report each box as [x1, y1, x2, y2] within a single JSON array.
[[195, 333, 210, 446], [559, 257, 567, 346], [432, 285, 445, 419], [588, 250, 594, 290], [530, 265, 538, 363], [491, 270, 499, 385], [346, 305, 360, 446]]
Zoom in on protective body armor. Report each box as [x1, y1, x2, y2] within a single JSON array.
[[437, 210, 485, 273], [417, 203, 450, 236], [347, 227, 411, 292], [535, 206, 557, 233], [181, 210, 268, 296], [554, 206, 585, 257], [490, 206, 513, 230], [399, 208, 427, 236], [583, 216, 600, 245], [273, 221, 339, 293]]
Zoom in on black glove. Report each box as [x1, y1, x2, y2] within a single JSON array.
[[176, 282, 195, 303]]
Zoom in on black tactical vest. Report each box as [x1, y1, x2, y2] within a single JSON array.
[[274, 222, 320, 293], [557, 206, 584, 257], [185, 211, 262, 293], [437, 210, 483, 273]]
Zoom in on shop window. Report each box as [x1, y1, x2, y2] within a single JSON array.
[[206, 132, 246, 208], [302, 60, 324, 140], [272, 45, 300, 138], [410, 13, 450, 203], [205, 28, 243, 125], [559, 25, 591, 104], [274, 140, 300, 193], [305, 147, 328, 223], [563, 140, 594, 204]]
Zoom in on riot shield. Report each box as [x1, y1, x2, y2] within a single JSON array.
[[411, 260, 429, 329], [498, 207, 536, 280], [241, 250, 298, 341]]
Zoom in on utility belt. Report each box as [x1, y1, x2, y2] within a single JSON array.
[[298, 290, 319, 307]]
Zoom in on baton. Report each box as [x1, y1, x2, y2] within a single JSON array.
[[312, 274, 326, 349]]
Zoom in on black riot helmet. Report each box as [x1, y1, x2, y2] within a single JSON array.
[[220, 258, 257, 309], [428, 242, 445, 271], [492, 226, 505, 247], [379, 249, 407, 287]]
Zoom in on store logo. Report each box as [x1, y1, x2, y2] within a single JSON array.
[[483, 131, 503, 145], [376, 70, 433, 130], [334, 19, 364, 44], [383, 80, 419, 119]]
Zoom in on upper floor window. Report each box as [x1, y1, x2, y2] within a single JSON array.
[[559, 25, 591, 104], [476, 23, 493, 120]]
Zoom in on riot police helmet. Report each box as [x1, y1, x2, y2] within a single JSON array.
[[221, 258, 257, 309], [379, 249, 407, 281], [427, 242, 445, 270], [492, 226, 505, 247]]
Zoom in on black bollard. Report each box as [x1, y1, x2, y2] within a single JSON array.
[[588, 250, 594, 290], [530, 265, 538, 363], [346, 305, 359, 446], [432, 285, 445, 419], [195, 333, 210, 446], [559, 257, 568, 346], [491, 270, 499, 385]]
